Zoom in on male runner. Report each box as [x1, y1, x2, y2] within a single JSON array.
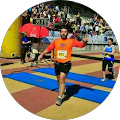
[[38, 27, 88, 106]]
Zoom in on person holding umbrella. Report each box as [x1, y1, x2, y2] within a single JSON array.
[[38, 27, 88, 106], [19, 23, 49, 64], [21, 32, 31, 64]]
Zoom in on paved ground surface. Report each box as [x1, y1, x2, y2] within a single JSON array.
[[0, 51, 120, 120]]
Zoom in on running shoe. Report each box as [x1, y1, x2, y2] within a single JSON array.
[[112, 69, 116, 77], [101, 78, 106, 82], [61, 89, 67, 99], [56, 89, 67, 105], [21, 60, 25, 64], [56, 97, 62, 106], [61, 94, 67, 99]]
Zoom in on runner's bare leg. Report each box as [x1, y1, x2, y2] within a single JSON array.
[[58, 72, 66, 97], [102, 71, 106, 78], [56, 75, 60, 85]]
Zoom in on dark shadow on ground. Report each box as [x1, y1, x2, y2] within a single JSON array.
[[52, 84, 93, 105], [62, 85, 93, 104], [72, 54, 120, 63], [106, 74, 114, 79], [0, 62, 14, 66]]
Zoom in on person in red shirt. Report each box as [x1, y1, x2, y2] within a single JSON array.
[[38, 27, 88, 106], [55, 15, 60, 23]]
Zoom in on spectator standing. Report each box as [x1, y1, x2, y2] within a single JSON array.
[[60, 13, 64, 22], [55, 15, 60, 23], [85, 23, 89, 33], [89, 23, 93, 31], [76, 12, 81, 25], [40, 3, 44, 11], [95, 25, 99, 35], [28, 7, 32, 12], [22, 10, 30, 25], [21, 32, 31, 64], [55, 5, 60, 13], [80, 24, 85, 32], [30, 14, 34, 23], [64, 7, 68, 22], [48, 19, 54, 30], [48, 3, 51, 9], [72, 22, 77, 33]]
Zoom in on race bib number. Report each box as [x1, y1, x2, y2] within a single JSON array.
[[57, 50, 67, 59]]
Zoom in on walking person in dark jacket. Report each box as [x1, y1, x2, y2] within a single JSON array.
[[21, 32, 31, 64]]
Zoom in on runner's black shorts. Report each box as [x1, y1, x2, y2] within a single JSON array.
[[102, 59, 114, 71], [54, 61, 71, 75]]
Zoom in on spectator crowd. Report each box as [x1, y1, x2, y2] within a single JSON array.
[[22, 2, 114, 37]]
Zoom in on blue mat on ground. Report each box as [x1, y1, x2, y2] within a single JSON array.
[[4, 72, 110, 103], [33, 67, 115, 88]]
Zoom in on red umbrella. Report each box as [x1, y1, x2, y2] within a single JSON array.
[[19, 23, 49, 38]]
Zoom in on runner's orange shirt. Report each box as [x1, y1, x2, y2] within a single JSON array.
[[46, 38, 85, 63]]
